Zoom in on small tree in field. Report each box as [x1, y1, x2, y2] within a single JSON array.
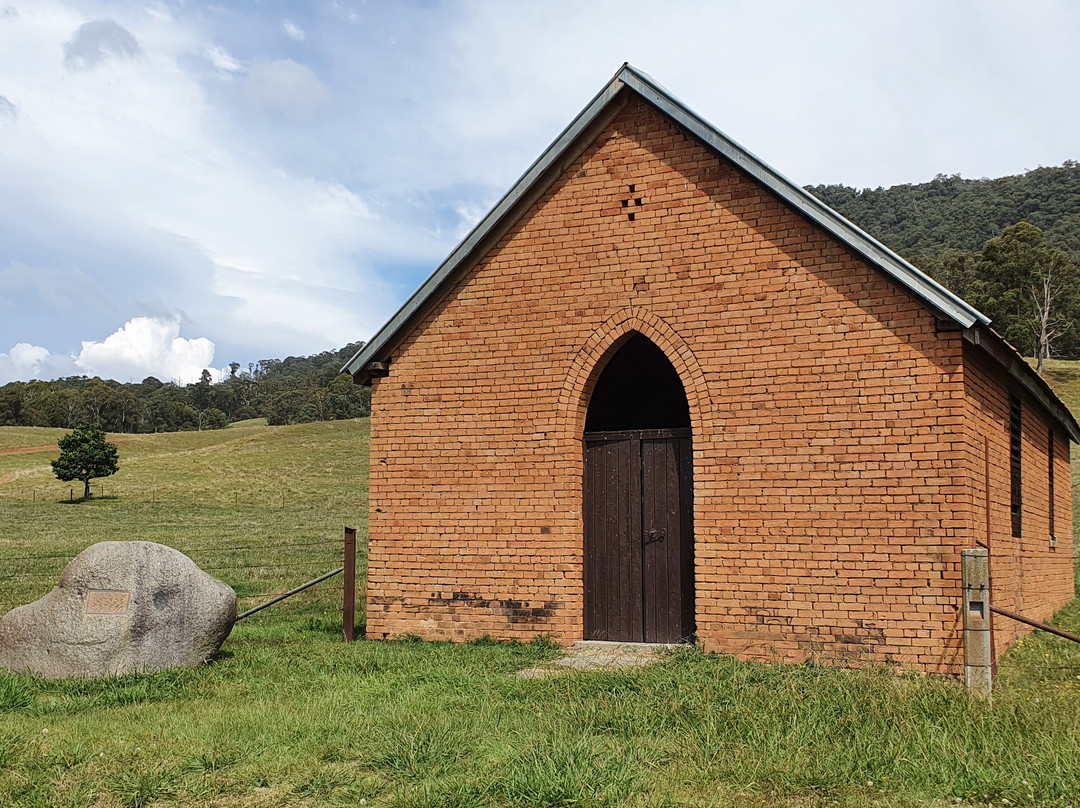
[[51, 423, 119, 500]]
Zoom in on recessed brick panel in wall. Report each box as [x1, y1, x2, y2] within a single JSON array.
[[961, 346, 1075, 659]]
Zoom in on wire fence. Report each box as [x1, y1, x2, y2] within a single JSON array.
[[0, 532, 357, 622], [0, 482, 351, 510]]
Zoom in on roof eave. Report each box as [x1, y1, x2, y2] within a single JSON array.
[[342, 65, 1080, 445], [617, 67, 988, 329], [341, 66, 634, 380], [963, 326, 1080, 443]]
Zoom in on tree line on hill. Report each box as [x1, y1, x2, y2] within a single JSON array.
[[807, 162, 1080, 367], [0, 343, 370, 432], [3, 163, 1079, 433]]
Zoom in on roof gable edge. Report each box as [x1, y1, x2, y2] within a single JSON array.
[[342, 70, 630, 379], [346, 64, 988, 381], [964, 326, 1080, 443], [342, 64, 1078, 444], [618, 67, 987, 330]]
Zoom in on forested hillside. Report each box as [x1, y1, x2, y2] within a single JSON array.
[[807, 162, 1080, 364], [3, 163, 1079, 433], [0, 343, 369, 432], [807, 162, 1080, 257]]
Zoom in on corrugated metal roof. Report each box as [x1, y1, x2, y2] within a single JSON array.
[[340, 64, 1079, 441]]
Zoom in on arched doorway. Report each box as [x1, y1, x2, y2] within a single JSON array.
[[583, 333, 694, 643]]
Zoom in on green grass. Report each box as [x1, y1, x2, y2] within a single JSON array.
[[2, 419, 1080, 807], [0, 419, 368, 618], [1037, 359, 1080, 416], [3, 632, 1080, 808]]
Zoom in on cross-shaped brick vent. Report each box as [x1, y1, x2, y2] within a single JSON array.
[[621, 184, 644, 221]]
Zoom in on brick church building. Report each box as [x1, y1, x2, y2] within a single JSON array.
[[345, 65, 1077, 672]]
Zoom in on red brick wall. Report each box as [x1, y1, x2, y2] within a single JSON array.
[[364, 96, 1066, 672], [962, 346, 1075, 659]]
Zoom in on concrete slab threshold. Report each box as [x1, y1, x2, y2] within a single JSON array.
[[517, 640, 685, 679], [572, 640, 683, 652]]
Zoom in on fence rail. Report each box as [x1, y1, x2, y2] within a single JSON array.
[[0, 528, 361, 639], [0, 483, 349, 510], [990, 605, 1080, 645]]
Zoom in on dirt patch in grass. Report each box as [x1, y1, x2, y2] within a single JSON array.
[[518, 641, 668, 678], [0, 445, 56, 456]]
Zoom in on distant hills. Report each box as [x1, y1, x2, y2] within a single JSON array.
[[3, 163, 1080, 432], [0, 343, 369, 432], [806, 161, 1080, 257], [807, 162, 1080, 363]]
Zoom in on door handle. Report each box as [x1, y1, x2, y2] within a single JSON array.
[[644, 527, 667, 545]]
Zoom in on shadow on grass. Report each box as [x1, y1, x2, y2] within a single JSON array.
[[0, 665, 211, 717], [55, 496, 120, 505]]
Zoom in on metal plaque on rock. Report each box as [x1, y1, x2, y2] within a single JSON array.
[[85, 589, 131, 615]]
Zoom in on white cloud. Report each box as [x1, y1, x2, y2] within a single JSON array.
[[75, 317, 215, 384], [63, 18, 140, 71], [207, 45, 241, 72], [328, 2, 360, 25], [0, 3, 416, 375], [0, 342, 71, 383], [243, 59, 328, 119], [282, 19, 305, 42], [0, 317, 221, 384], [2, 0, 1079, 388], [9, 343, 49, 368], [451, 200, 487, 239]]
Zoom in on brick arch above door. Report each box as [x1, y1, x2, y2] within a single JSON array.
[[556, 307, 715, 444]]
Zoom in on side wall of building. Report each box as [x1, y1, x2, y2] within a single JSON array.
[[365, 97, 974, 670], [962, 346, 1075, 659]]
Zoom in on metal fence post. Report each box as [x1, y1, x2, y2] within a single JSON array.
[[962, 547, 992, 700], [343, 527, 356, 643]]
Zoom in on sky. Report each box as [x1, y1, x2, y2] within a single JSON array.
[[1, 0, 1078, 385]]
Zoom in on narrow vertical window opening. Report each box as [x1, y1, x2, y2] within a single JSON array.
[[1010, 395, 1022, 539], [1048, 429, 1056, 548]]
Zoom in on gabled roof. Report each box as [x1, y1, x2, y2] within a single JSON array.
[[342, 64, 1079, 441]]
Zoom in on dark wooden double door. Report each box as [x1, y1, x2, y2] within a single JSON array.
[[583, 428, 694, 644]]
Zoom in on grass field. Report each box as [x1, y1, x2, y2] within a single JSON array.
[[1037, 359, 1080, 416], [0, 419, 368, 620], [2, 416, 1080, 807]]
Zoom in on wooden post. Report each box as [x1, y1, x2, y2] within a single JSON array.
[[984, 436, 997, 674], [962, 548, 992, 700], [343, 527, 356, 643]]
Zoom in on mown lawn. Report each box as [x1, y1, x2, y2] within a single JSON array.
[[2, 419, 1080, 807]]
